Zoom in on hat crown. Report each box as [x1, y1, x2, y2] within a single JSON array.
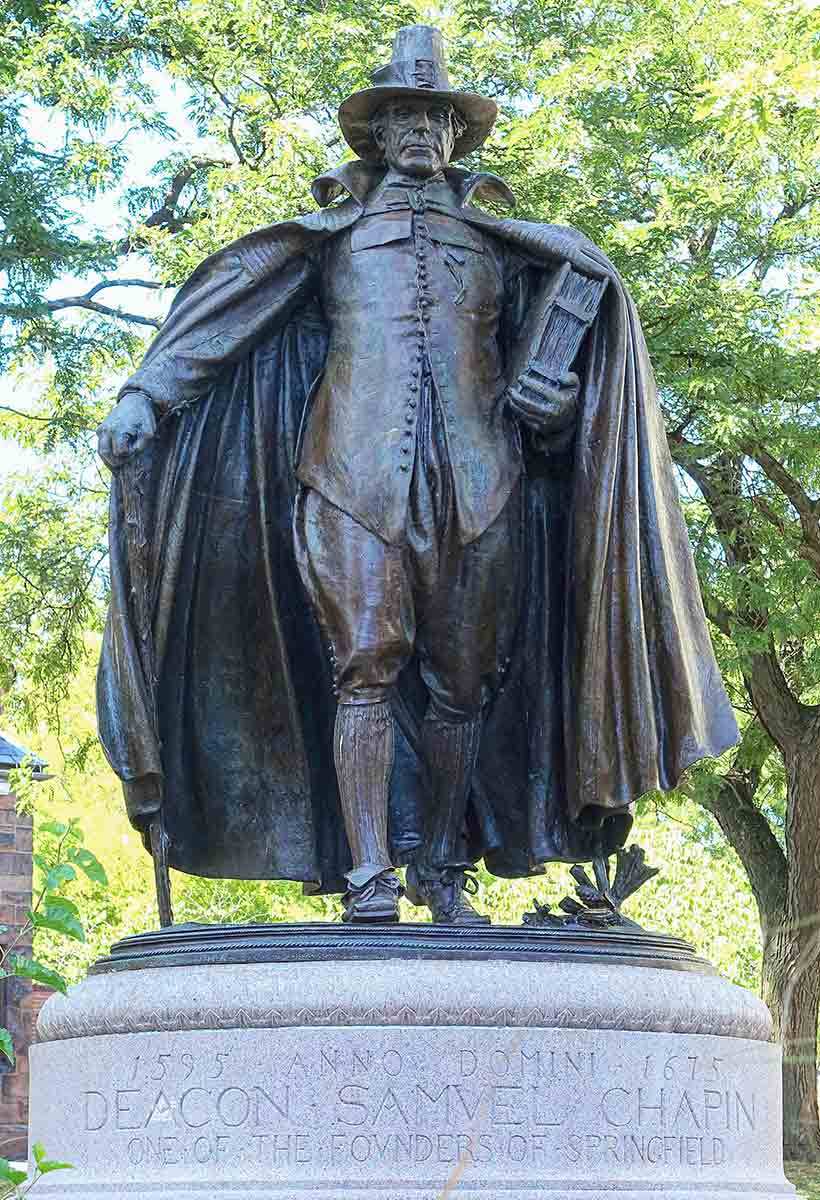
[[370, 24, 451, 92]]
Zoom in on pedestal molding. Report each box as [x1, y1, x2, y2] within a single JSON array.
[[37, 956, 772, 1044]]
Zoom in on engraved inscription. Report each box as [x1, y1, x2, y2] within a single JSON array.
[[60, 1028, 770, 1179], [564, 1133, 727, 1167]]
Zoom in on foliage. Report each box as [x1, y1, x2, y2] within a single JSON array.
[[0, 801, 107, 1001], [0, 1142, 71, 1196], [0, 797, 106, 1194], [0, 469, 108, 735]]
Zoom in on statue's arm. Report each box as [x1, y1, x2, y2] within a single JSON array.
[[98, 239, 319, 469]]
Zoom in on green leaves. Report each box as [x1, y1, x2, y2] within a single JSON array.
[[42, 863, 77, 891], [0, 816, 111, 1005], [66, 846, 107, 886], [0, 1144, 73, 1193], [38, 820, 69, 837], [29, 897, 84, 942], [0, 1029, 15, 1068], [7, 956, 67, 994], [0, 1160, 28, 1188], [8, 954, 68, 994], [35, 818, 107, 893], [31, 1142, 72, 1174]]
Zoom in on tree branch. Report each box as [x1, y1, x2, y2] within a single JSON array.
[[753, 187, 820, 281], [1, 280, 163, 327], [696, 724, 787, 934], [687, 223, 718, 262], [751, 494, 789, 537], [742, 441, 820, 579], [702, 594, 734, 638], [80, 279, 163, 300], [45, 286, 161, 329], [117, 156, 230, 253], [744, 654, 807, 752], [669, 435, 806, 748], [0, 406, 53, 423], [44, 277, 163, 326]]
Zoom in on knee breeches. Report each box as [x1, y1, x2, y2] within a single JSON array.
[[294, 483, 522, 719]]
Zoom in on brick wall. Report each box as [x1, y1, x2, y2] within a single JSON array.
[[0, 786, 48, 1161]]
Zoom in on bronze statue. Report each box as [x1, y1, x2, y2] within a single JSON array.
[[96, 26, 738, 927]]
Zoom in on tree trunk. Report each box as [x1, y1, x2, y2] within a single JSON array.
[[781, 967, 820, 1161], [762, 922, 820, 1161], [694, 714, 820, 1161], [671, 438, 820, 1159], [776, 729, 820, 1162]]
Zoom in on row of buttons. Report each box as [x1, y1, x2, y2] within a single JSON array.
[[402, 197, 433, 473]]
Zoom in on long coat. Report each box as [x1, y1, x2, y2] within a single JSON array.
[[295, 175, 526, 545], [96, 161, 738, 892]]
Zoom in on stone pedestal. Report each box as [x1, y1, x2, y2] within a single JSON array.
[[28, 923, 794, 1198]]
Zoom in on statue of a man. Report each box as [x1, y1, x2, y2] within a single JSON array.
[[96, 26, 737, 926]]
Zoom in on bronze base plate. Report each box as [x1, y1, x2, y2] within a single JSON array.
[[91, 921, 713, 976]]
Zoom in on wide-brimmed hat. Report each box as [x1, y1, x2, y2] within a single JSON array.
[[338, 25, 497, 164]]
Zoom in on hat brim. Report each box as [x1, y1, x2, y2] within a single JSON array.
[[338, 87, 497, 163]]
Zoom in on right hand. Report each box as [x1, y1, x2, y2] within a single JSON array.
[[97, 392, 157, 470]]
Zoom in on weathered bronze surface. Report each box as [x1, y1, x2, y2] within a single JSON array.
[[90, 921, 712, 976], [96, 25, 738, 927], [523, 845, 661, 932]]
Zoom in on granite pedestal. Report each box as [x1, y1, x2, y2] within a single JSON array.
[[28, 923, 795, 1198]]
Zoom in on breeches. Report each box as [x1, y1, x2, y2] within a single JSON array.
[[294, 483, 522, 720]]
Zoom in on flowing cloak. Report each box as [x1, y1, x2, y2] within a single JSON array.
[[96, 162, 738, 892]]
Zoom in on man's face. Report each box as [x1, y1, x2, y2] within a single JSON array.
[[374, 99, 460, 178]]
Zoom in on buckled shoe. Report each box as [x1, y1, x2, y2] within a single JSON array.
[[342, 865, 404, 923], [405, 863, 491, 926]]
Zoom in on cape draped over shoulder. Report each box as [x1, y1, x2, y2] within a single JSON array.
[[96, 163, 738, 891]]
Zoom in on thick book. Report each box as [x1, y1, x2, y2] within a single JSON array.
[[506, 261, 609, 396]]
